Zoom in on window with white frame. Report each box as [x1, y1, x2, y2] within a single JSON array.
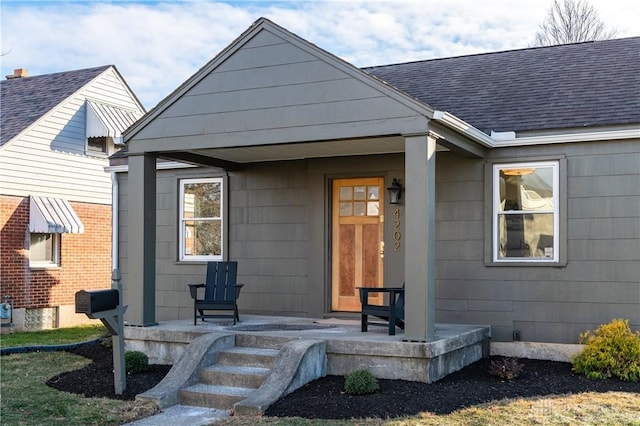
[[179, 178, 223, 261], [493, 161, 559, 262], [29, 233, 60, 267], [87, 136, 110, 155]]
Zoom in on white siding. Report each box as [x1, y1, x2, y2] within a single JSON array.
[[0, 68, 143, 204]]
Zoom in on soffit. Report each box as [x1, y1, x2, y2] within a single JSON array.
[[179, 135, 448, 164]]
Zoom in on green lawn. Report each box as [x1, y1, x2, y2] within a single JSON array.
[[1, 348, 157, 425], [1, 324, 108, 348]]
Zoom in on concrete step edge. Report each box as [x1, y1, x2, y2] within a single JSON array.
[[182, 383, 255, 397], [202, 364, 271, 375]]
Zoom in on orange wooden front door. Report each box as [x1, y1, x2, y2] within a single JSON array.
[[331, 177, 384, 312]]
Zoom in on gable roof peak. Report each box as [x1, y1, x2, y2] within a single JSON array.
[[0, 65, 141, 147]]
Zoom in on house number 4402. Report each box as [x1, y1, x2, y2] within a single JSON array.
[[393, 208, 401, 251]]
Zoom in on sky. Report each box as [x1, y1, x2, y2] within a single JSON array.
[[1, 0, 638, 110]]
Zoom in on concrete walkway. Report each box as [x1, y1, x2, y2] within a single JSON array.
[[123, 404, 229, 425]]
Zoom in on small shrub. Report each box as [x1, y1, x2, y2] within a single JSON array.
[[572, 318, 640, 382], [344, 369, 379, 395], [489, 357, 525, 380], [125, 350, 149, 374]]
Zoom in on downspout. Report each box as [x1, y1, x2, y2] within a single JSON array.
[[111, 172, 119, 271]]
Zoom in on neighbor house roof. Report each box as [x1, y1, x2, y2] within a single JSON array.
[[0, 65, 111, 146], [366, 37, 640, 135]]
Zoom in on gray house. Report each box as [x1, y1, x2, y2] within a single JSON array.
[[110, 18, 639, 344]]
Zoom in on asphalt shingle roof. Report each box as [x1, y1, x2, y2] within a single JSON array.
[[0, 65, 111, 146], [366, 37, 640, 134]]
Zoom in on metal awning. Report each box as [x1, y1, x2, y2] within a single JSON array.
[[29, 196, 84, 233], [86, 101, 142, 143]]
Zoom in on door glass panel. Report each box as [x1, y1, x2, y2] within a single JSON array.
[[367, 186, 379, 200], [340, 186, 352, 201], [353, 202, 366, 216], [354, 186, 366, 200], [339, 202, 352, 216], [367, 201, 379, 216]]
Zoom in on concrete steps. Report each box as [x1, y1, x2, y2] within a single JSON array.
[[179, 344, 279, 410]]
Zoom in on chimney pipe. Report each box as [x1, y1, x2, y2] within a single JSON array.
[[6, 68, 28, 79]]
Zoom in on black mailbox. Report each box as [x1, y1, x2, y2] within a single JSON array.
[[75, 289, 119, 314]]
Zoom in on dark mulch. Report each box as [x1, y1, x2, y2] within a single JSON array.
[[265, 357, 640, 419], [46, 341, 640, 419], [46, 340, 171, 401]]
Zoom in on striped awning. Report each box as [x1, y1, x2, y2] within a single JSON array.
[[86, 101, 142, 143], [29, 196, 84, 234]]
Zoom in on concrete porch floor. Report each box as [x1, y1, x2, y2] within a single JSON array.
[[124, 315, 491, 383]]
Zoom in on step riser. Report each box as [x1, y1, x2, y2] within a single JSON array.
[[216, 351, 276, 368], [235, 333, 292, 349], [200, 370, 266, 388], [180, 390, 245, 410], [180, 343, 280, 411]]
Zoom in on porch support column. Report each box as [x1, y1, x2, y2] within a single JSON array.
[[126, 153, 157, 326], [403, 132, 436, 341]]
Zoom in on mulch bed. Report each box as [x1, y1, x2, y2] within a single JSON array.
[[46, 340, 171, 401], [45, 341, 640, 419], [266, 358, 640, 418]]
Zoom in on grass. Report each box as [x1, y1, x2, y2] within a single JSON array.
[[0, 324, 108, 348], [0, 326, 158, 425]]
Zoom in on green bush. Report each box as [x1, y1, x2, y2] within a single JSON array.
[[572, 318, 640, 382], [344, 369, 379, 395], [124, 351, 149, 374]]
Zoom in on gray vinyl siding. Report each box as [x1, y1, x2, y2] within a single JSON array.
[[129, 29, 427, 152], [116, 138, 638, 343], [116, 154, 406, 323], [435, 139, 640, 343]]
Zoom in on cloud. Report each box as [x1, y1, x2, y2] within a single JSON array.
[[1, 0, 636, 109]]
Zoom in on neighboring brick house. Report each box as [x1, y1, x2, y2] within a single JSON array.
[[0, 66, 145, 331]]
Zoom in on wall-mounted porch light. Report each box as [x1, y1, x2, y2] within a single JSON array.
[[387, 178, 403, 204]]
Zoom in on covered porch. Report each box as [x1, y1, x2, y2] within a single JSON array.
[[118, 21, 490, 343]]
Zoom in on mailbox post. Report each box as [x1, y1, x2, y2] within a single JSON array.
[[75, 270, 128, 394]]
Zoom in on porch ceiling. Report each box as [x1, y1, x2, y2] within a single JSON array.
[[155, 135, 450, 167]]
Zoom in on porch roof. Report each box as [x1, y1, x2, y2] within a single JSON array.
[[118, 18, 487, 167]]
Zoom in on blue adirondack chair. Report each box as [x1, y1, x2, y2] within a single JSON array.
[[359, 283, 405, 335], [187, 261, 243, 325]]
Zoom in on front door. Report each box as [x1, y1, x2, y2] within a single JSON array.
[[331, 177, 384, 312]]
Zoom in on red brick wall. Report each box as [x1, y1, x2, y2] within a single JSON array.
[[0, 195, 112, 309]]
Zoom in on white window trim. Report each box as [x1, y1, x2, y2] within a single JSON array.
[[178, 177, 224, 262], [492, 161, 559, 263], [86, 136, 112, 157], [29, 233, 61, 268]]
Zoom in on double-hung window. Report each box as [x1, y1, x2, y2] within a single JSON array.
[[493, 161, 559, 263], [179, 178, 223, 261]]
